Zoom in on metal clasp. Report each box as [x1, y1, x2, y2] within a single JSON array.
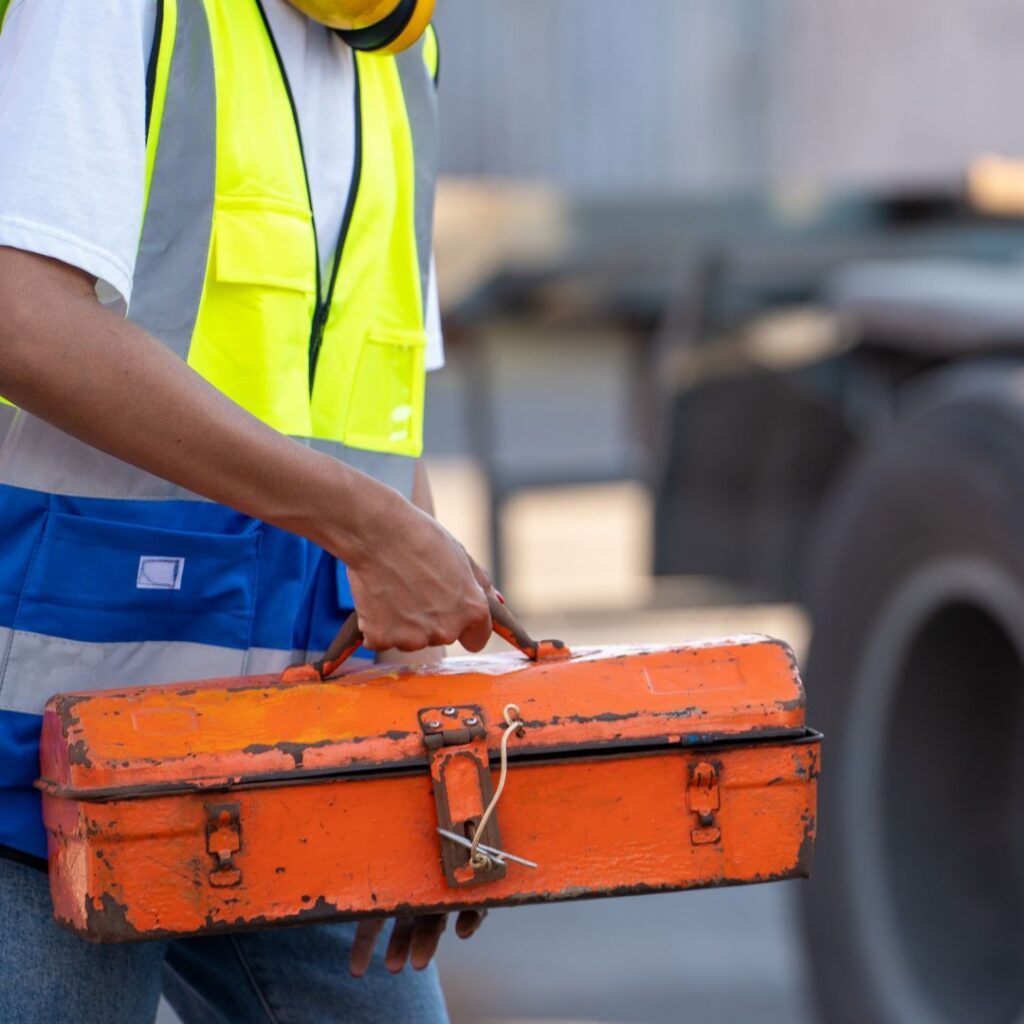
[[687, 761, 721, 846], [205, 802, 242, 887], [420, 705, 507, 888]]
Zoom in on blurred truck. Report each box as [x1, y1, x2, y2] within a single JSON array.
[[654, 163, 1024, 1024], [444, 164, 1024, 1024]]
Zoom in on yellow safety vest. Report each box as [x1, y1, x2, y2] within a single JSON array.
[[0, 0, 439, 499], [150, 0, 438, 458]]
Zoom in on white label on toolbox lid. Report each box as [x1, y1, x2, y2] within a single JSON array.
[[136, 556, 185, 591]]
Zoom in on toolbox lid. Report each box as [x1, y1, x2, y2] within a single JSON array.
[[39, 635, 806, 800]]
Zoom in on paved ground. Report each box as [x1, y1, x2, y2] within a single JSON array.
[[440, 881, 815, 1024], [158, 879, 814, 1024]]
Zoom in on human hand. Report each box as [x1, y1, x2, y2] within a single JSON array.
[[345, 488, 493, 653], [348, 910, 488, 976]]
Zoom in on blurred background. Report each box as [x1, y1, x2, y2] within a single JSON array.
[[425, 2, 1024, 1023]]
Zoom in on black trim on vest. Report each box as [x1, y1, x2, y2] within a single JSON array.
[[145, 0, 165, 139], [254, 0, 363, 397], [335, 0, 416, 52], [254, 0, 324, 366]]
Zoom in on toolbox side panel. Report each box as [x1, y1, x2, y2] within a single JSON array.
[[45, 738, 819, 942]]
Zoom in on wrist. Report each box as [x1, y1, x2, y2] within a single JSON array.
[[313, 462, 406, 569]]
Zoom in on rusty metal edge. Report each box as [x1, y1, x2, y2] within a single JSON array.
[[67, 861, 816, 944]]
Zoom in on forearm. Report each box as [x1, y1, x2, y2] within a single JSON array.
[[0, 247, 492, 654], [0, 248, 391, 565]]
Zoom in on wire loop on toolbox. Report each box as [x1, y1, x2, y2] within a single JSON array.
[[469, 704, 525, 870]]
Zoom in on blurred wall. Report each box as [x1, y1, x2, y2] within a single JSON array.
[[434, 0, 1024, 195], [433, 0, 775, 194], [775, 0, 1024, 187]]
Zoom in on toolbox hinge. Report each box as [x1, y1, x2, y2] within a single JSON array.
[[687, 761, 721, 846], [420, 705, 507, 888], [205, 802, 243, 887]]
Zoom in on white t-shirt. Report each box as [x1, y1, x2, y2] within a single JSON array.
[[0, 0, 444, 369]]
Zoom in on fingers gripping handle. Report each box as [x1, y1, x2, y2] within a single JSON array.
[[488, 594, 570, 663], [281, 593, 570, 683], [288, 613, 364, 682]]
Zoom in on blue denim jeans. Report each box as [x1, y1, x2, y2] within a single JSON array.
[[0, 857, 450, 1024]]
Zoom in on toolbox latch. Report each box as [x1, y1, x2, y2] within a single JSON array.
[[687, 761, 721, 846], [205, 802, 243, 887], [420, 706, 507, 888]]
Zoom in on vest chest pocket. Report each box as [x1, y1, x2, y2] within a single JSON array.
[[0, 513, 261, 711], [343, 328, 427, 456], [212, 202, 313, 294], [189, 200, 316, 438]]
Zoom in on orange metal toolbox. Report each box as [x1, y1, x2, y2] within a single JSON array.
[[37, 610, 820, 942]]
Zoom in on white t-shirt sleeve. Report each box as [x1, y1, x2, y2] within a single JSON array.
[[0, 0, 155, 310], [425, 253, 444, 372]]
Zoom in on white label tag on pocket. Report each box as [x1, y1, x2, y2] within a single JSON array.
[[137, 556, 185, 591]]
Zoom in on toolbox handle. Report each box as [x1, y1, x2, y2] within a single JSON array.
[[282, 592, 570, 683]]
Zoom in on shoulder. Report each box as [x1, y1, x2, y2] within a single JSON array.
[[0, 0, 158, 65], [0, 0, 163, 307]]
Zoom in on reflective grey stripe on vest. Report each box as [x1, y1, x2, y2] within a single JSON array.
[[301, 437, 416, 497], [0, 402, 18, 447], [0, 413, 416, 500], [0, 628, 353, 715], [129, 0, 216, 358], [396, 37, 439, 317], [0, 413, 193, 500]]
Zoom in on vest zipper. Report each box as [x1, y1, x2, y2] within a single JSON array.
[[310, 62, 362, 393], [254, 1, 363, 396], [144, 0, 166, 139]]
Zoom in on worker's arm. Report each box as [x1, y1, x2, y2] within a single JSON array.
[[0, 247, 492, 653]]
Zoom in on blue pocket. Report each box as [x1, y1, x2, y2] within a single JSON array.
[[13, 512, 260, 649]]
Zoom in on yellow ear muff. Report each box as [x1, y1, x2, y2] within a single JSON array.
[[335, 0, 435, 55]]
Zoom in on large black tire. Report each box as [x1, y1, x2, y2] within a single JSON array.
[[801, 361, 1024, 1024]]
